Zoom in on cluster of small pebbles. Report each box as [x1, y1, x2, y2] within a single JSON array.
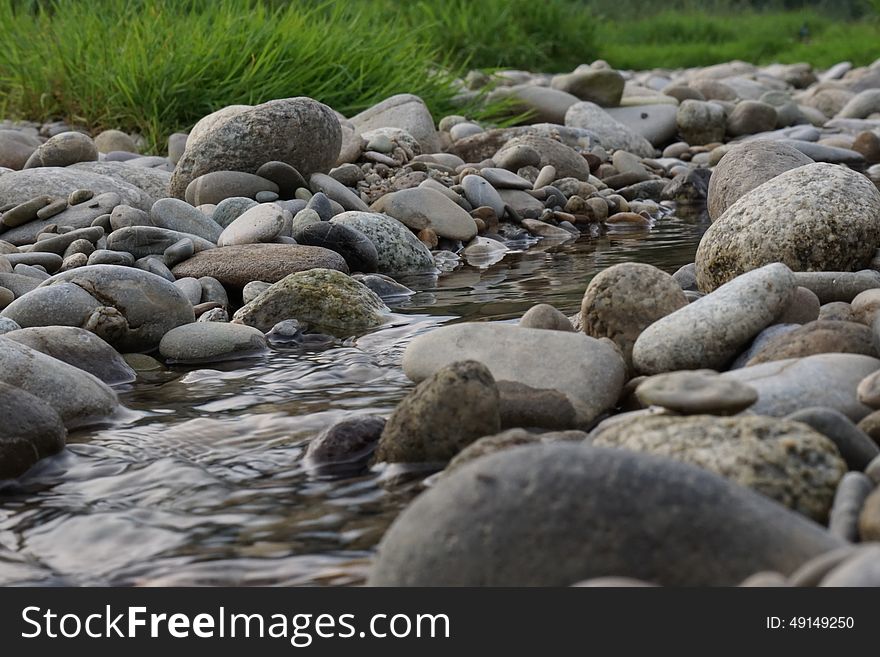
[[3, 56, 880, 587]]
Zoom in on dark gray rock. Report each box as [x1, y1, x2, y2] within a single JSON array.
[[303, 415, 385, 476], [369, 444, 842, 586], [295, 222, 378, 274], [785, 407, 880, 471], [0, 382, 66, 480]]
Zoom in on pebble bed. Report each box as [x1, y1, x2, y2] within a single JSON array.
[[3, 58, 880, 586]]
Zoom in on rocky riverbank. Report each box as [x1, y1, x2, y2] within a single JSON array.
[[3, 58, 880, 586]]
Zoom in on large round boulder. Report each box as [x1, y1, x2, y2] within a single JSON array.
[[23, 265, 195, 352], [369, 444, 842, 586], [170, 98, 341, 198], [707, 140, 814, 220], [0, 382, 66, 480], [696, 163, 880, 293]]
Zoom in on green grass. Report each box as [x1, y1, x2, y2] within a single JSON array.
[[595, 9, 880, 70], [0, 0, 878, 153]]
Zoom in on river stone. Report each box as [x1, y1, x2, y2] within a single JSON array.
[[232, 268, 387, 335], [443, 428, 585, 476], [309, 172, 369, 212], [158, 322, 268, 363], [795, 271, 880, 305], [1, 166, 150, 219], [106, 226, 215, 259], [0, 382, 66, 480], [403, 322, 626, 427], [216, 203, 284, 247], [726, 100, 778, 136], [295, 222, 378, 274], [330, 211, 435, 275], [37, 265, 194, 352], [23, 131, 98, 168], [349, 94, 439, 153], [707, 140, 814, 221], [256, 161, 308, 198], [150, 197, 222, 243], [519, 303, 573, 331], [170, 98, 341, 199], [494, 134, 592, 180], [69, 161, 170, 201], [776, 286, 821, 324], [368, 444, 843, 586], [591, 414, 845, 521], [786, 407, 879, 473], [837, 89, 880, 119], [633, 263, 795, 374], [183, 171, 279, 207], [211, 197, 259, 229], [581, 263, 688, 372], [746, 320, 875, 365], [371, 188, 476, 242], [604, 104, 679, 147], [2, 326, 136, 384], [478, 168, 532, 190], [860, 488, 880, 541], [0, 338, 118, 429], [0, 130, 39, 170], [94, 129, 137, 154], [721, 353, 880, 421], [460, 175, 506, 219], [820, 546, 880, 586], [374, 360, 501, 464], [0, 281, 100, 328], [493, 84, 580, 125], [564, 102, 654, 157], [697, 163, 880, 293], [303, 415, 385, 476], [635, 370, 757, 415], [551, 69, 624, 106], [676, 100, 727, 145], [172, 244, 347, 287]]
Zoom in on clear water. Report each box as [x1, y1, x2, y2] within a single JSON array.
[[0, 210, 708, 586]]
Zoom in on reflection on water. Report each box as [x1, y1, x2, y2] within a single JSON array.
[[0, 211, 708, 586]]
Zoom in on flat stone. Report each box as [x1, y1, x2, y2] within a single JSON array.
[[374, 360, 500, 463], [369, 444, 842, 586], [106, 226, 215, 259], [495, 134, 593, 180], [828, 472, 875, 542], [184, 171, 279, 206], [564, 102, 655, 157], [721, 353, 880, 421], [1, 190, 125, 246], [636, 370, 757, 414], [158, 322, 268, 363], [551, 69, 625, 106], [746, 320, 875, 365], [792, 270, 880, 304], [371, 188, 477, 242], [633, 263, 795, 374], [495, 84, 580, 124], [309, 173, 368, 212], [0, 337, 118, 429], [403, 322, 626, 427], [150, 197, 222, 243], [604, 104, 678, 146], [478, 168, 532, 190], [171, 243, 348, 287], [591, 414, 845, 521], [70, 161, 170, 201]]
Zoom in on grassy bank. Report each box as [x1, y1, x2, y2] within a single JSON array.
[[0, 0, 878, 151]]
